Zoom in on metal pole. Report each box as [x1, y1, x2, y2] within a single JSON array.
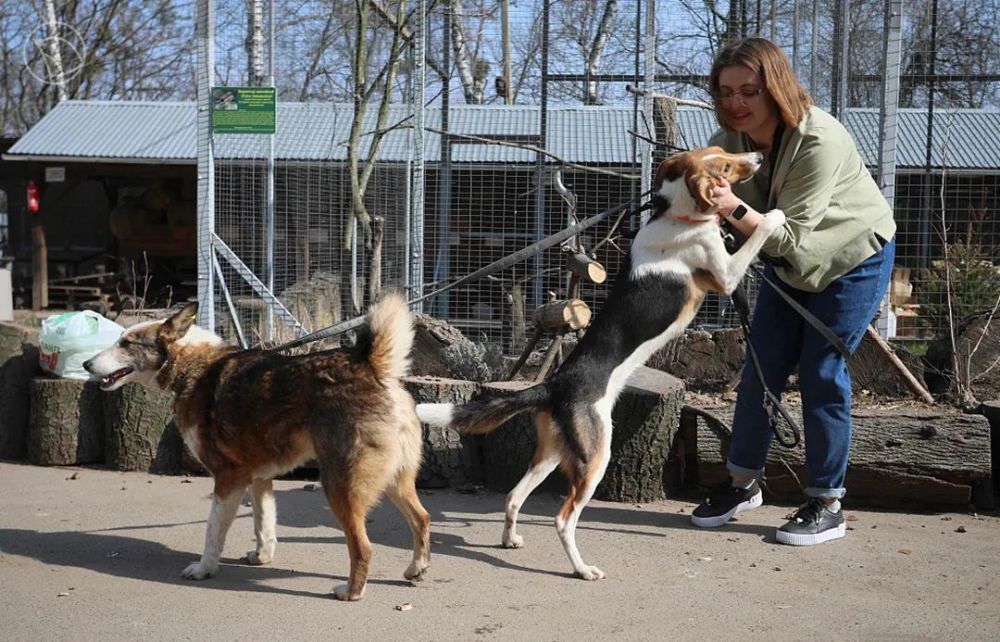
[[265, 0, 275, 339], [641, 0, 655, 217], [809, 0, 818, 94], [501, 0, 513, 104], [196, 0, 215, 331], [920, 0, 938, 269], [876, 0, 903, 338], [533, 0, 550, 308], [410, 0, 426, 312], [433, 4, 453, 318], [792, 0, 800, 74]]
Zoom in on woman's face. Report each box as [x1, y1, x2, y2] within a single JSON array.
[[716, 65, 779, 140]]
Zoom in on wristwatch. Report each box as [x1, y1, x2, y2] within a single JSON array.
[[730, 203, 748, 221]]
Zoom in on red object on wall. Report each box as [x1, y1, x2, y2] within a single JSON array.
[[27, 180, 41, 213]]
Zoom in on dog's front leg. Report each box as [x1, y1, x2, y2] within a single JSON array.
[[245, 478, 276, 566], [707, 209, 786, 294], [182, 486, 243, 579]]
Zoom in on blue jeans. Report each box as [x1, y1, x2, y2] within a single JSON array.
[[726, 239, 895, 499]]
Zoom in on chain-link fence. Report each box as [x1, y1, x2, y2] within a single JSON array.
[[199, 0, 999, 363]]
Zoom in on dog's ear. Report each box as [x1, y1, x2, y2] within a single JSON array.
[[159, 302, 199, 343], [685, 171, 715, 212]]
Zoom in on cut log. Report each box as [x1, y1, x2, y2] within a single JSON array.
[[410, 314, 468, 377], [405, 376, 481, 489], [480, 367, 686, 502], [925, 314, 1000, 404], [848, 327, 933, 402], [102, 383, 183, 473], [28, 377, 104, 466], [478, 380, 546, 493], [565, 253, 606, 284], [534, 299, 591, 331], [0, 344, 42, 460], [596, 367, 685, 502], [684, 402, 991, 507]]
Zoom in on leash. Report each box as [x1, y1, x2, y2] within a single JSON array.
[[722, 226, 852, 448], [267, 189, 657, 352], [729, 283, 801, 448]]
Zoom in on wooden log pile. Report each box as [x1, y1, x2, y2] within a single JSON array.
[[680, 402, 992, 507]]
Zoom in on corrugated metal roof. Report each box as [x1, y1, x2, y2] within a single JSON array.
[[6, 100, 1000, 170], [5, 101, 194, 162]]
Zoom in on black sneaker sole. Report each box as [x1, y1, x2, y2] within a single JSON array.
[[775, 522, 846, 546], [690, 489, 763, 528]]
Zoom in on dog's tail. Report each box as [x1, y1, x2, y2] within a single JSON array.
[[363, 291, 414, 381], [416, 384, 550, 435]]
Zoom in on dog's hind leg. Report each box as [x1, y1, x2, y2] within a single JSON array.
[[245, 478, 276, 566], [555, 421, 612, 581], [323, 470, 384, 601], [503, 413, 561, 549], [182, 478, 246, 580], [385, 467, 431, 582]]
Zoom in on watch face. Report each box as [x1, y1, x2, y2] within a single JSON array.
[[732, 204, 748, 220]]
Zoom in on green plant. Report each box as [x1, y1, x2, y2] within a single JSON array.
[[916, 240, 997, 337]]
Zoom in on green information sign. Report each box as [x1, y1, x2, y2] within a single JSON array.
[[211, 86, 276, 134]]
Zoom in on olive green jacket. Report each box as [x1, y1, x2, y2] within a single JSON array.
[[709, 106, 896, 292]]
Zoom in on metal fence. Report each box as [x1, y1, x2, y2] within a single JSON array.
[[196, 0, 999, 356]]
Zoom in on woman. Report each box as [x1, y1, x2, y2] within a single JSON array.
[[690, 38, 896, 545]]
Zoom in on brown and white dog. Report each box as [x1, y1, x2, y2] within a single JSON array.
[[417, 147, 785, 580], [83, 293, 430, 601]]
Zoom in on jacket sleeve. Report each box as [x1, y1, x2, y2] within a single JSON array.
[[761, 131, 845, 257]]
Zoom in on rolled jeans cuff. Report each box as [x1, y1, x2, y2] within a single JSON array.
[[806, 486, 846, 500], [726, 460, 765, 482]]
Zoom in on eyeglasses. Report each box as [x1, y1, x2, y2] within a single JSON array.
[[713, 87, 765, 104]]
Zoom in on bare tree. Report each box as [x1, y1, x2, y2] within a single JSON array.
[[1, 0, 195, 135]]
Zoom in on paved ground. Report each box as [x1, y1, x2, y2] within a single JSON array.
[[1, 462, 998, 641]]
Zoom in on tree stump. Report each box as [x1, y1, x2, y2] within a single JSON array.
[[596, 367, 685, 502], [28, 377, 104, 465], [480, 367, 685, 501], [684, 402, 992, 507], [478, 380, 544, 493], [0, 322, 41, 460], [102, 383, 183, 473], [411, 314, 468, 377], [405, 375, 481, 489]]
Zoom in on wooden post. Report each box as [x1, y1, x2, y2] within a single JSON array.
[[32, 223, 48, 310]]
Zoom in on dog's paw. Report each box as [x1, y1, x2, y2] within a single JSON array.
[[244, 549, 273, 566], [502, 533, 525, 549], [404, 560, 429, 582], [331, 583, 364, 601], [574, 565, 606, 581], [181, 561, 217, 580], [761, 209, 786, 232]]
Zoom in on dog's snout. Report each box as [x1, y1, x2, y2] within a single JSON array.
[[82, 358, 94, 373]]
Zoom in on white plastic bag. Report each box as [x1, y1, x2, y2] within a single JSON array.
[[38, 310, 125, 380]]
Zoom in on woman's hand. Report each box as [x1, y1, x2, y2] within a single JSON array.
[[712, 178, 742, 215]]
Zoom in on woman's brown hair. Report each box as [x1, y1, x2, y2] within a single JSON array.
[[709, 38, 813, 131]]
